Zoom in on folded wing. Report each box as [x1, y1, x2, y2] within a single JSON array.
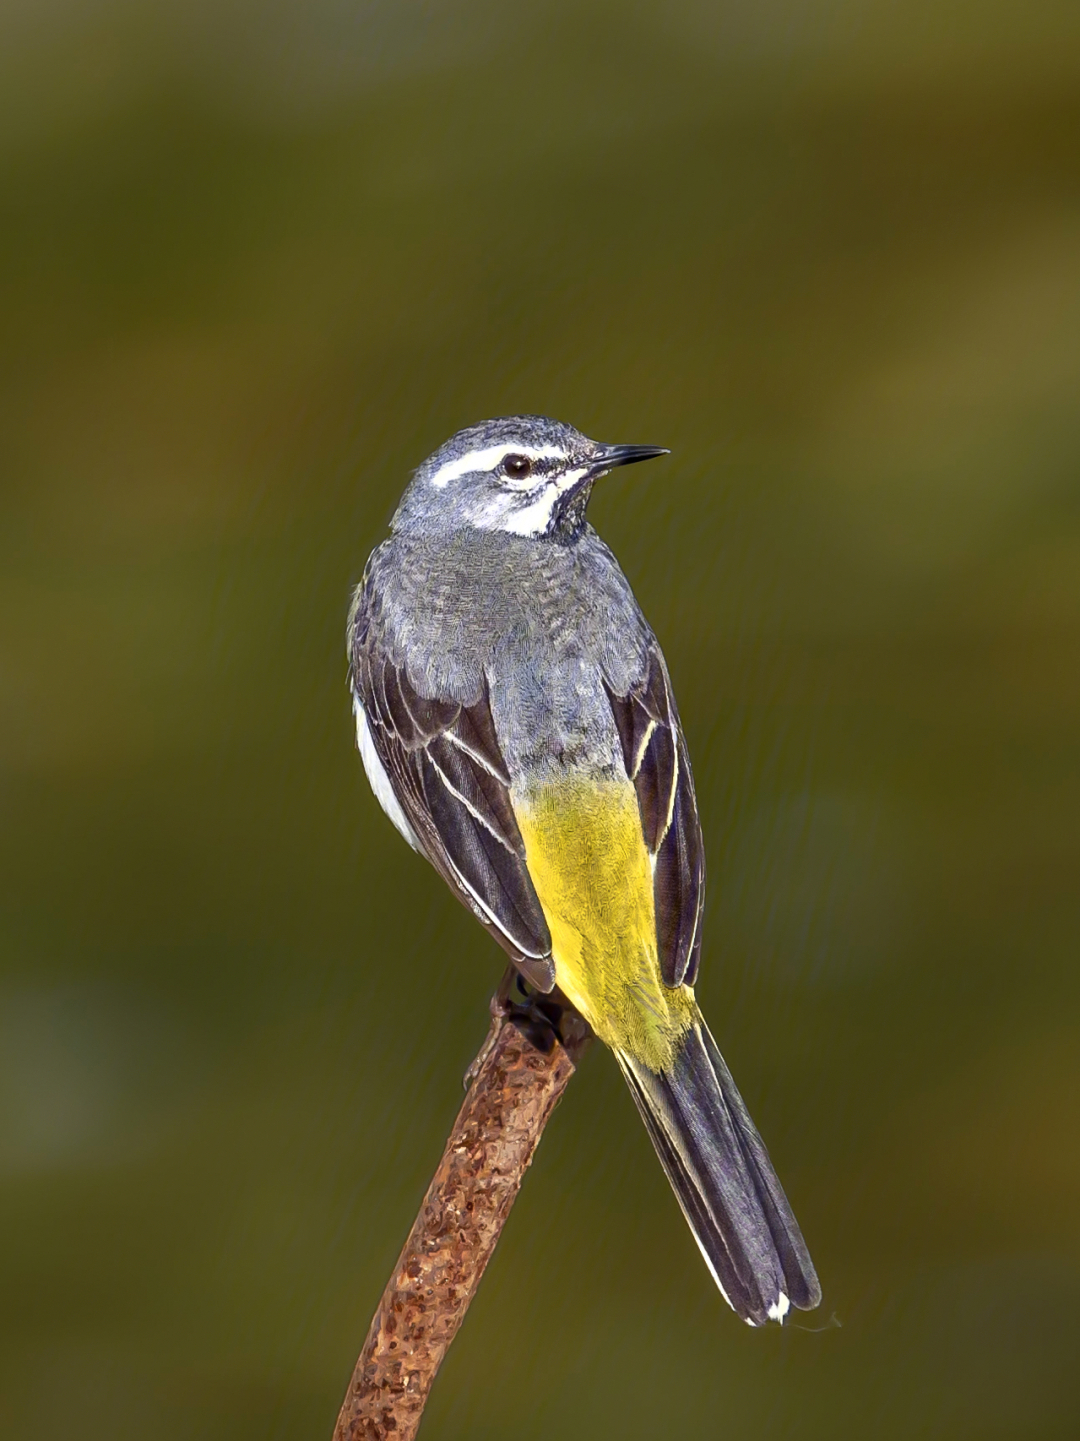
[[350, 631, 555, 992], [605, 646, 706, 988]]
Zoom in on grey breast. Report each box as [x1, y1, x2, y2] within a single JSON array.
[[365, 526, 653, 785]]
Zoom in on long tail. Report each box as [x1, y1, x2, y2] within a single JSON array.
[[616, 1013, 821, 1326]]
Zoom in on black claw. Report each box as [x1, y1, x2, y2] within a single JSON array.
[[466, 966, 593, 1084], [505, 983, 561, 1053], [506, 974, 589, 1055]]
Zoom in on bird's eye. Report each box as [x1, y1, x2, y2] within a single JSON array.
[[502, 453, 532, 480]]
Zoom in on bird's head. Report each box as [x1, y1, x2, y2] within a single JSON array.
[[391, 415, 668, 541]]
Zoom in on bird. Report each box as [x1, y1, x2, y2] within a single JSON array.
[[346, 414, 821, 1327]]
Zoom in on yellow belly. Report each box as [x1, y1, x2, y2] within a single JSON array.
[[512, 776, 695, 1073]]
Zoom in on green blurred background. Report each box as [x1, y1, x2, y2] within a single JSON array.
[[2, 1, 1079, 1437]]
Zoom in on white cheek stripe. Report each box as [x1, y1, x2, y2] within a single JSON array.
[[428, 442, 565, 489], [477, 466, 590, 536]]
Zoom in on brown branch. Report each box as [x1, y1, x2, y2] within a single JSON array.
[[333, 977, 592, 1441]]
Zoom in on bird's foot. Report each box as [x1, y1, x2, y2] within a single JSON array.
[[463, 968, 571, 1088]]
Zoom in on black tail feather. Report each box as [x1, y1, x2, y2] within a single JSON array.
[[616, 1019, 820, 1326]]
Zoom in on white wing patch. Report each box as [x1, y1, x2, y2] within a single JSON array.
[[354, 696, 421, 851], [631, 718, 657, 780], [443, 727, 505, 779], [661, 705, 679, 843], [425, 751, 512, 850]]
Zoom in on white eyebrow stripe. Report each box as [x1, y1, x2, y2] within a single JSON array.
[[427, 442, 565, 489]]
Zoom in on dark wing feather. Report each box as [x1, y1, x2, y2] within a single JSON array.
[[607, 648, 706, 988], [353, 644, 555, 992]]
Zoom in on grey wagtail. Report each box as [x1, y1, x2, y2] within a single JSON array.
[[347, 415, 821, 1326]]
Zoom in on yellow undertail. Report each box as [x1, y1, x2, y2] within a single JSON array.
[[512, 775, 695, 1073]]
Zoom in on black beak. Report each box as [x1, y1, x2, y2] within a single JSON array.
[[553, 441, 669, 533], [590, 443, 670, 477]]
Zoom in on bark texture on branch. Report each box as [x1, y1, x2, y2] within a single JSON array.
[[333, 985, 591, 1441]]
